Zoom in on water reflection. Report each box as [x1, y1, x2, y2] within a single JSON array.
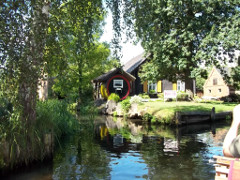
[[1, 116, 230, 180], [93, 116, 228, 180]]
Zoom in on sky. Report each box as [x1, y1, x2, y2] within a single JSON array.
[[100, 13, 144, 65]]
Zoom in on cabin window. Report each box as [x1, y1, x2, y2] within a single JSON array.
[[148, 82, 157, 93], [113, 79, 123, 89], [209, 89, 211, 93], [177, 80, 185, 91], [213, 78, 218, 85]]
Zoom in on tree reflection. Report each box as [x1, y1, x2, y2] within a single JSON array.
[[52, 119, 111, 180]]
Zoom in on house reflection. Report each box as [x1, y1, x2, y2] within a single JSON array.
[[95, 116, 230, 157]]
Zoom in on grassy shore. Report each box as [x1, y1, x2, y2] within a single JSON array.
[[138, 101, 237, 124]]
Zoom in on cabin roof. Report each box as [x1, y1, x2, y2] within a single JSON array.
[[93, 68, 136, 83], [123, 52, 149, 73]]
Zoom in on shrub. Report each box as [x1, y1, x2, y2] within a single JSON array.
[[36, 99, 79, 138], [177, 92, 189, 101], [220, 94, 240, 102], [121, 97, 131, 113], [108, 93, 120, 102], [142, 113, 153, 121], [130, 95, 142, 104], [139, 93, 150, 99], [149, 89, 156, 94]]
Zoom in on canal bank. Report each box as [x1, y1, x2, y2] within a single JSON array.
[[98, 100, 235, 125]]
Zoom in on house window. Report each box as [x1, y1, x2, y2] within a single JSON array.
[[148, 82, 157, 93], [213, 78, 218, 85], [209, 89, 211, 93], [177, 80, 185, 91], [113, 79, 123, 89], [218, 89, 221, 93]]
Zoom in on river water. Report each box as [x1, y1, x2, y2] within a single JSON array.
[[2, 116, 231, 180]]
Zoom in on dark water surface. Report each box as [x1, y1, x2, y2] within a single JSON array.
[[2, 116, 230, 180]]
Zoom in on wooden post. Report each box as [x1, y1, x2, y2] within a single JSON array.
[[211, 107, 216, 121], [175, 112, 182, 125]]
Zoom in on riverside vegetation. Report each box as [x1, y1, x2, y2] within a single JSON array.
[[0, 99, 79, 172]]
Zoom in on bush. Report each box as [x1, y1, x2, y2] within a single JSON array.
[[142, 113, 153, 121], [220, 94, 240, 102], [121, 97, 131, 113], [36, 100, 79, 138], [149, 89, 156, 94], [139, 93, 150, 99], [108, 93, 120, 102], [130, 95, 142, 104], [177, 92, 189, 101]]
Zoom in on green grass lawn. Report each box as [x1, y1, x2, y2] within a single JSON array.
[[138, 101, 238, 124]]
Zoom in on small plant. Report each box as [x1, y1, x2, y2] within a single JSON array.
[[139, 93, 150, 99], [177, 92, 189, 101], [142, 113, 153, 121], [149, 89, 156, 94], [130, 95, 142, 104], [121, 97, 131, 113], [108, 93, 120, 102]]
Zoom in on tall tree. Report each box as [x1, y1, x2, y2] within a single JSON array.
[[45, 0, 106, 108], [0, 1, 50, 124], [51, 42, 115, 101], [108, 0, 240, 88]]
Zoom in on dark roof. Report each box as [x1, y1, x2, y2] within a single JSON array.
[[93, 68, 136, 83], [123, 52, 149, 73]]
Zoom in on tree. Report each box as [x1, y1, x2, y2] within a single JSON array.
[[45, 0, 109, 108], [108, 0, 240, 89], [0, 1, 50, 125], [51, 43, 115, 101]]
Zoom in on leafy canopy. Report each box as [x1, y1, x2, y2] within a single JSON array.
[[108, 0, 240, 85]]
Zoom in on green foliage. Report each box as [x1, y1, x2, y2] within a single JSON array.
[[0, 97, 12, 120], [139, 93, 150, 99], [142, 113, 153, 122], [108, 93, 120, 102], [45, 1, 113, 104], [109, 1, 240, 84], [50, 43, 113, 103], [177, 92, 189, 101], [0, 99, 79, 170], [196, 76, 206, 91], [232, 66, 240, 89], [36, 100, 79, 138], [121, 97, 131, 113], [149, 89, 156, 94]]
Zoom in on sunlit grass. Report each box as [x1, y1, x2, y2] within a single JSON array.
[[138, 101, 237, 123]]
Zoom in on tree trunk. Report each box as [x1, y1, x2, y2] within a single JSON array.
[[77, 56, 83, 111]]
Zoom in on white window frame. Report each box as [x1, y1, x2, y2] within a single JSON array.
[[177, 80, 185, 91], [148, 82, 157, 92], [113, 79, 123, 89]]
